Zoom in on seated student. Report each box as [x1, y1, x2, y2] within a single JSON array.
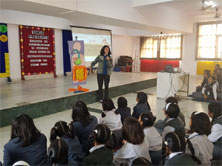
[[71, 101, 98, 155], [208, 103, 222, 160], [196, 70, 210, 92], [50, 121, 84, 165], [84, 124, 113, 165], [48, 139, 68, 166], [132, 92, 151, 119], [163, 132, 199, 166], [98, 98, 122, 131], [161, 103, 185, 141], [115, 97, 131, 123], [113, 117, 151, 165], [186, 112, 213, 166], [3, 114, 49, 166], [139, 112, 162, 165], [132, 157, 152, 166]]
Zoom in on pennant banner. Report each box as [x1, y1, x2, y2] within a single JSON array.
[[0, 23, 10, 78]]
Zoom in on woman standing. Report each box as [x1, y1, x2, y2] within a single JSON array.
[[90, 45, 113, 102]]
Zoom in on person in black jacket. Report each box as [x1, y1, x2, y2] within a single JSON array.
[[115, 97, 131, 123], [84, 124, 113, 165], [50, 121, 84, 165], [132, 92, 151, 119], [3, 114, 49, 166]]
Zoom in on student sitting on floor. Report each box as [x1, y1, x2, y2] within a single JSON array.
[[98, 98, 122, 131], [84, 124, 113, 166], [163, 132, 200, 166], [139, 112, 162, 165], [113, 117, 151, 165], [115, 97, 131, 123], [3, 114, 49, 166], [71, 101, 98, 155], [161, 103, 185, 141], [186, 112, 213, 166], [48, 139, 68, 166], [132, 92, 151, 119], [196, 70, 210, 92], [208, 103, 222, 161], [50, 121, 84, 165]]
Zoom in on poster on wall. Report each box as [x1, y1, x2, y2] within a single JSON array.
[[0, 23, 10, 79], [19, 25, 56, 80]]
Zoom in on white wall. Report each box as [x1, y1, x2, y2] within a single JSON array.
[[181, 24, 197, 75]]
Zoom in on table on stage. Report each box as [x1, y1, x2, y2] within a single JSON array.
[[157, 72, 190, 99]]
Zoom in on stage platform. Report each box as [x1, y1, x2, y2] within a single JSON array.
[[0, 72, 157, 127]]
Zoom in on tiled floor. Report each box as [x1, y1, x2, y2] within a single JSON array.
[[0, 73, 209, 162]]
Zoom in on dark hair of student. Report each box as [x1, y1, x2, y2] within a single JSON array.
[[50, 121, 75, 142], [93, 124, 111, 144], [140, 112, 156, 128], [102, 98, 116, 118], [100, 45, 111, 57], [117, 97, 128, 108], [165, 103, 180, 118], [11, 114, 41, 146], [137, 92, 151, 110], [165, 96, 178, 104], [187, 139, 202, 165], [208, 102, 222, 122], [48, 139, 68, 165], [132, 157, 152, 166], [122, 117, 144, 145], [190, 112, 211, 135], [72, 101, 91, 127]]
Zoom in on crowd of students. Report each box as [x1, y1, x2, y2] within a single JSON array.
[[2, 92, 222, 166], [191, 64, 222, 102]]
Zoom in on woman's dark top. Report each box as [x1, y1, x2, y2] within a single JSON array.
[[164, 153, 197, 166], [3, 133, 49, 166], [132, 103, 151, 119], [115, 107, 131, 123], [72, 115, 98, 154]]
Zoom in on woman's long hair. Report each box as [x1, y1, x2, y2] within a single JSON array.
[[11, 114, 41, 146], [100, 45, 111, 56]]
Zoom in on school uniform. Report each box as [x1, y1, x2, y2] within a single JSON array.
[[186, 132, 213, 166], [98, 109, 122, 131], [208, 115, 222, 160], [202, 82, 218, 100], [3, 133, 49, 166], [162, 118, 185, 141], [113, 139, 151, 166], [72, 115, 98, 154], [115, 107, 131, 123], [132, 103, 151, 119], [83, 145, 113, 166], [164, 152, 197, 166], [144, 127, 162, 151], [62, 136, 84, 165]]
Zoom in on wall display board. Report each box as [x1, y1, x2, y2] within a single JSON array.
[[19, 25, 56, 80], [0, 23, 10, 78]]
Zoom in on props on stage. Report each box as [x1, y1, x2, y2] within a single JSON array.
[[19, 25, 56, 80], [0, 23, 10, 78], [68, 40, 88, 92]]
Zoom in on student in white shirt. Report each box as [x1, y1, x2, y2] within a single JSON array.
[[98, 98, 122, 131], [186, 112, 213, 166], [113, 117, 151, 166], [138, 112, 162, 165], [208, 102, 222, 160]]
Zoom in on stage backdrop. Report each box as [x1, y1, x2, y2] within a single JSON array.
[[19, 25, 56, 80], [0, 23, 10, 78]]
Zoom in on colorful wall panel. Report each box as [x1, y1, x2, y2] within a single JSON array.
[[196, 61, 222, 75]]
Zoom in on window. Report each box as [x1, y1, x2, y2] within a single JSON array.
[[140, 34, 182, 60], [197, 22, 222, 60]]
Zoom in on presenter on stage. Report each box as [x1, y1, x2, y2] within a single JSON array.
[[90, 45, 113, 102]]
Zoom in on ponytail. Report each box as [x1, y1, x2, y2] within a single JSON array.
[[50, 127, 58, 142], [187, 139, 201, 165], [101, 111, 106, 118]]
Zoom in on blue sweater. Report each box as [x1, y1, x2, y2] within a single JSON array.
[[3, 133, 49, 166], [132, 103, 151, 119]]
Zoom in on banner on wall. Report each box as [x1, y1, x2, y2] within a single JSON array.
[[19, 25, 56, 80], [68, 40, 88, 92], [0, 23, 10, 78]]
